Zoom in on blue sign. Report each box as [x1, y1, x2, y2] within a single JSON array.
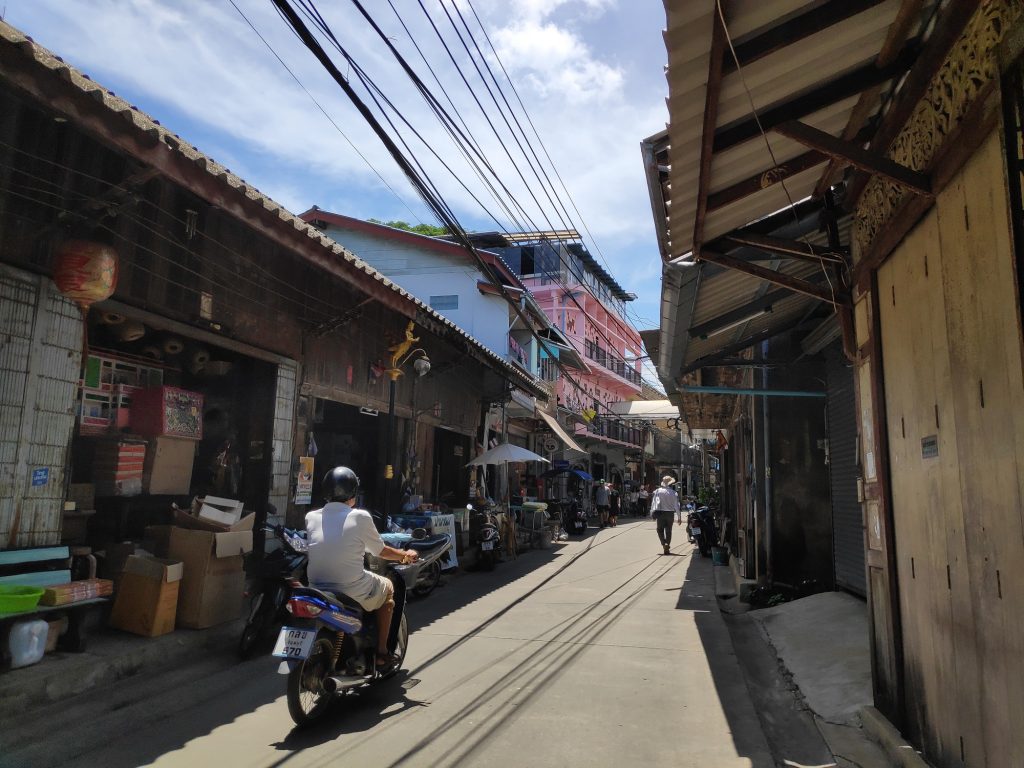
[[553, 460, 570, 469], [31, 467, 49, 487]]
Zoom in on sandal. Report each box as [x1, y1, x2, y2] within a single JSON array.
[[375, 651, 401, 671]]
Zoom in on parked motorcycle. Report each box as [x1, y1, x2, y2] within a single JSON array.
[[688, 506, 718, 557], [380, 530, 453, 597], [238, 524, 308, 660], [468, 503, 501, 571], [274, 534, 449, 727], [562, 494, 588, 536]]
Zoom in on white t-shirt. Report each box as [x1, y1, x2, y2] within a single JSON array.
[[650, 486, 681, 521], [305, 502, 385, 602]]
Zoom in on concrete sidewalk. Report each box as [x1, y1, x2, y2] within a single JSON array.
[[0, 614, 243, 724]]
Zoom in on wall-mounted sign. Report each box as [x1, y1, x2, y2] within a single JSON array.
[[921, 435, 939, 459], [359, 407, 379, 417], [295, 456, 315, 505], [31, 467, 49, 487], [543, 437, 559, 453]]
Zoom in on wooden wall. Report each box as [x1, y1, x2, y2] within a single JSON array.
[[875, 129, 1024, 767]]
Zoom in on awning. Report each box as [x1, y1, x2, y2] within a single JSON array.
[[537, 410, 586, 454], [609, 400, 682, 420], [537, 327, 588, 371], [541, 467, 593, 481]]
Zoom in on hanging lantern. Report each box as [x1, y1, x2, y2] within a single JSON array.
[[53, 240, 118, 312]]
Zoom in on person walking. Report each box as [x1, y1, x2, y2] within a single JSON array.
[[649, 476, 682, 555], [608, 483, 620, 527], [594, 481, 611, 528]]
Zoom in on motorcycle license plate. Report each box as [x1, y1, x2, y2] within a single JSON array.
[[690, 527, 701, 535], [481, 541, 494, 551], [272, 627, 315, 660]]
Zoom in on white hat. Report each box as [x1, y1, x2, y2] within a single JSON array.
[[661, 476, 676, 486]]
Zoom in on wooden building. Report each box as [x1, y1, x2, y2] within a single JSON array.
[[648, 2, 1024, 765], [0, 20, 545, 551]]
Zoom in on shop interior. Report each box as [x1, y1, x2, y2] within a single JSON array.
[[68, 309, 278, 548]]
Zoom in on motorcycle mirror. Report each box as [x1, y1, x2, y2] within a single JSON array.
[[466, 504, 473, 511]]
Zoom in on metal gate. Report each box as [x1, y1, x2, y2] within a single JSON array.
[[0, 267, 82, 549], [825, 344, 865, 595]]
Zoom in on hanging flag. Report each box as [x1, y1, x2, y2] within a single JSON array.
[[307, 432, 318, 457], [581, 407, 597, 423]]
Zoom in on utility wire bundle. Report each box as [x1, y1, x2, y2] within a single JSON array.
[[266, 0, 670, 436]]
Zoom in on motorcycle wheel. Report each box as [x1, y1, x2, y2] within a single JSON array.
[[238, 592, 276, 660], [287, 636, 334, 726], [480, 549, 495, 571], [380, 613, 409, 680], [412, 560, 442, 597]]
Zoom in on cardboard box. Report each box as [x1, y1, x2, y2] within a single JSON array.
[[197, 496, 244, 527], [167, 514, 253, 629], [109, 556, 183, 637], [143, 437, 196, 495]]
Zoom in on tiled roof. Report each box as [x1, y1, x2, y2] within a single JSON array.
[[0, 20, 545, 399]]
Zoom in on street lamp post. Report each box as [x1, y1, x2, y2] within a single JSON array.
[[384, 321, 430, 517]]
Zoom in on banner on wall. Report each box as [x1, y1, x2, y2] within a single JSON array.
[[295, 456, 315, 505]]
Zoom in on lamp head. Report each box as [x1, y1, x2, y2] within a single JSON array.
[[413, 355, 431, 377]]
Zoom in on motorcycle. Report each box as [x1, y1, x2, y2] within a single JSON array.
[[274, 535, 449, 727], [562, 494, 588, 536], [238, 524, 308, 660], [468, 503, 501, 571], [688, 506, 718, 557], [381, 530, 453, 597]]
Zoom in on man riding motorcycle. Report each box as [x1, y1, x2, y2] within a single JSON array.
[[305, 466, 418, 670]]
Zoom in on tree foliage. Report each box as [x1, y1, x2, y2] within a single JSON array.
[[368, 218, 448, 237]]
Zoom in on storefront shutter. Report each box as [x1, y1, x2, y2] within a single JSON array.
[[825, 344, 866, 596]]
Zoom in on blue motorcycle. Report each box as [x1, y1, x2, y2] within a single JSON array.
[[274, 534, 450, 726]]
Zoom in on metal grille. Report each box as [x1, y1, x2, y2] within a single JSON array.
[[0, 268, 81, 548], [826, 345, 865, 596], [269, 362, 297, 515]]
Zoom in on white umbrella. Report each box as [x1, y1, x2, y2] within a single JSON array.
[[466, 442, 550, 466]]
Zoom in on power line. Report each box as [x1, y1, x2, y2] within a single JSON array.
[[351, 1, 660, 394], [227, 0, 426, 226], [273, 0, 649, 439]]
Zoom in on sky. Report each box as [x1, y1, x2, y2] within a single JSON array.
[[2, 0, 669, 341]]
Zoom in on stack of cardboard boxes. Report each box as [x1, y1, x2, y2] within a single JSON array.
[[109, 496, 253, 636]]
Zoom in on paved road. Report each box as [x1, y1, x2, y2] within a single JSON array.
[[5, 519, 774, 768]]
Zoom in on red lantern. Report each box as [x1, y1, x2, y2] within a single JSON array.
[[53, 240, 118, 312]]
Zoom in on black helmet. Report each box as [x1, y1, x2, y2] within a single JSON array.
[[322, 466, 360, 502]]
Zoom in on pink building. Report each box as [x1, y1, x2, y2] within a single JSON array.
[[466, 233, 646, 483]]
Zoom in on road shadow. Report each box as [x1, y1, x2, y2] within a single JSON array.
[[679, 552, 776, 768]]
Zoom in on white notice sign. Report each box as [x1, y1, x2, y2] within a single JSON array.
[[428, 513, 458, 570]]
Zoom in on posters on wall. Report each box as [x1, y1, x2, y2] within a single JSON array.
[[295, 456, 314, 505]]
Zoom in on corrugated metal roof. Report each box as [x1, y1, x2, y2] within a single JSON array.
[[0, 20, 546, 400], [665, 0, 906, 260], [644, 1, 941, 418]]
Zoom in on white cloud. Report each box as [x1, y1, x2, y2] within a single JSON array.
[[5, 0, 666, 321], [491, 20, 623, 104]]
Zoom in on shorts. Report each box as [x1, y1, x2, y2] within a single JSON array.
[[357, 572, 394, 611], [318, 571, 394, 612]]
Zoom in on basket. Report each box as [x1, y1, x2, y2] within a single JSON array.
[[711, 546, 729, 567], [0, 585, 46, 614]]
